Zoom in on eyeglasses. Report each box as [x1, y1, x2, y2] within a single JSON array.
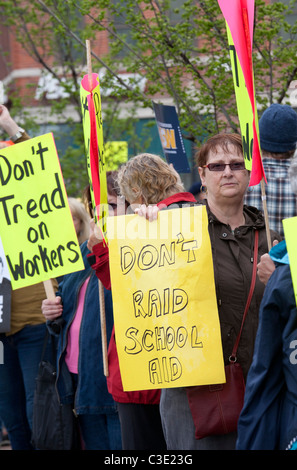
[[203, 162, 246, 172]]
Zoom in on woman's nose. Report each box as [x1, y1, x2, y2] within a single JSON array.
[[222, 164, 233, 175]]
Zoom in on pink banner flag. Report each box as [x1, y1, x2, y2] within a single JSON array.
[[81, 73, 102, 215], [218, 0, 266, 185], [81, 73, 108, 242]]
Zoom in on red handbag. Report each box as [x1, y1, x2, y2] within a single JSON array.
[[186, 230, 259, 439]]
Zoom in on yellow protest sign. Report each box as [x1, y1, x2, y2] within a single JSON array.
[[104, 141, 128, 170], [0, 133, 84, 289], [283, 217, 297, 306], [107, 205, 225, 391]]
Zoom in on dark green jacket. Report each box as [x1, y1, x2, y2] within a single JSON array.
[[205, 200, 282, 379]]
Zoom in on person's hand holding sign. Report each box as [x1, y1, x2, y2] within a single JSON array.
[[41, 296, 63, 321], [257, 240, 279, 285], [134, 204, 160, 221], [87, 219, 104, 251]]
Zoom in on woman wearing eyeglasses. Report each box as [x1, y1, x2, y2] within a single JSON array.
[[158, 133, 282, 450]]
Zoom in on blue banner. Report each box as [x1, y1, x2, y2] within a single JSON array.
[[153, 102, 190, 173]]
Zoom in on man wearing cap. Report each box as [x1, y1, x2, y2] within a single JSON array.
[[245, 103, 297, 237]]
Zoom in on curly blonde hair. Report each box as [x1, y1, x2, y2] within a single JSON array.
[[117, 153, 184, 204]]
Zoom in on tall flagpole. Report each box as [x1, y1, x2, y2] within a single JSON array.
[[86, 39, 109, 377], [242, 4, 271, 251]]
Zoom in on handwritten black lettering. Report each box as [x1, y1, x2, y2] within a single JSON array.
[[242, 122, 253, 162], [5, 241, 80, 281], [191, 325, 203, 348], [132, 287, 188, 318], [0, 143, 48, 187], [0, 195, 17, 225], [0, 173, 65, 225], [181, 239, 198, 262], [148, 356, 182, 385], [229, 45, 239, 87], [26, 220, 50, 245], [0, 154, 34, 185], [120, 237, 198, 275], [27, 199, 38, 218], [81, 96, 89, 120], [124, 325, 201, 355], [32, 141, 49, 170], [121, 246, 136, 274], [124, 327, 142, 355], [138, 245, 159, 270], [159, 242, 175, 266]]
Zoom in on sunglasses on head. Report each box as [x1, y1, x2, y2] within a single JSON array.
[[203, 162, 246, 172]]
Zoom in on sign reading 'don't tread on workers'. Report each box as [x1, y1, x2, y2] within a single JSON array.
[[0, 133, 84, 289], [107, 205, 225, 391]]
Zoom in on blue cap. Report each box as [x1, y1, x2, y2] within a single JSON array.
[[259, 103, 297, 153]]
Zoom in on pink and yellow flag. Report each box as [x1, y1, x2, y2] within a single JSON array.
[[80, 73, 108, 239], [218, 0, 266, 186]]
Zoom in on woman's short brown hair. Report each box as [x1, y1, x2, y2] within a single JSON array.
[[195, 133, 244, 168]]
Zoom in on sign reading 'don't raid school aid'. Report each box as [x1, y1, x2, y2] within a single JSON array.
[[0, 133, 84, 289], [107, 205, 225, 391]]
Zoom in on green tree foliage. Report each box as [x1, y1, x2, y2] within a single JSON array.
[[0, 0, 296, 194]]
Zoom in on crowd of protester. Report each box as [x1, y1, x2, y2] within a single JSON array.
[[0, 102, 297, 451]]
